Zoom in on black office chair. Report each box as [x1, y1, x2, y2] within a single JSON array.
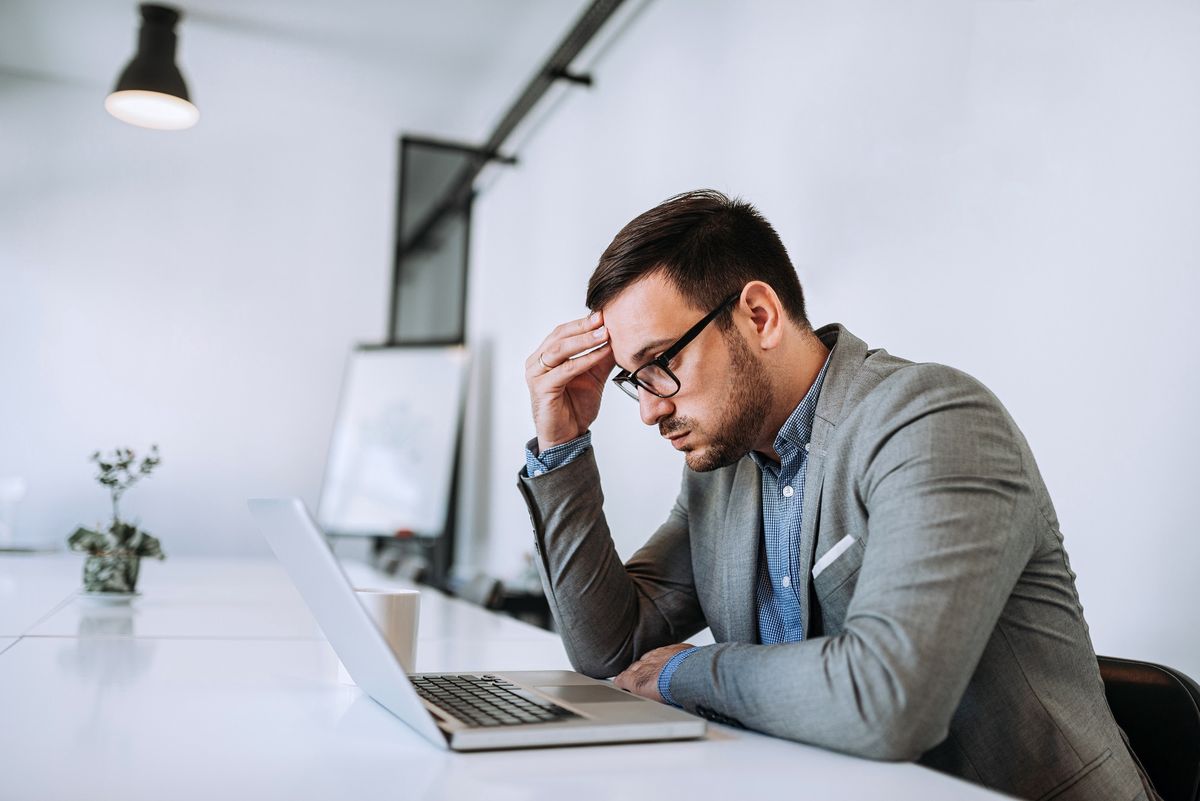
[[1099, 656, 1200, 801]]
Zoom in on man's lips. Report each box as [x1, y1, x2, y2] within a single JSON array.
[[664, 431, 689, 448]]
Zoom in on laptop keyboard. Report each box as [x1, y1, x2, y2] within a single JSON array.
[[410, 674, 581, 728]]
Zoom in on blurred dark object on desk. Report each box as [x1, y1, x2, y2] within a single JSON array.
[[365, 536, 554, 631], [496, 588, 554, 631]]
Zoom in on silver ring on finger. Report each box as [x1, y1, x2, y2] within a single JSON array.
[[539, 352, 552, 372]]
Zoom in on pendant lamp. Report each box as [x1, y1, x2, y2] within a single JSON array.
[[105, 4, 199, 130]]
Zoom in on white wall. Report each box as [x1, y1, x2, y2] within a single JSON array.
[[466, 0, 1200, 678], [0, 0, 583, 555]]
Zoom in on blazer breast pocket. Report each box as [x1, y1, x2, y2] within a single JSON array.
[[811, 534, 865, 628]]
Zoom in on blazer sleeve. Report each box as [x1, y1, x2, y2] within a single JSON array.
[[517, 446, 708, 678], [666, 365, 1040, 760]]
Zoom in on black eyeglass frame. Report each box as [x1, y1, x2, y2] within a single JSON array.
[[611, 290, 742, 401]]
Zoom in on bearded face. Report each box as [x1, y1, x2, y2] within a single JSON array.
[[659, 327, 774, 472]]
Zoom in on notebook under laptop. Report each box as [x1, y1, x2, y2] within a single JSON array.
[[248, 498, 706, 751]]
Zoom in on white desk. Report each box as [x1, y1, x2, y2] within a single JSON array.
[[0, 554, 1006, 800]]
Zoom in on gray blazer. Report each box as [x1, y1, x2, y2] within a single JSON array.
[[517, 324, 1157, 801]]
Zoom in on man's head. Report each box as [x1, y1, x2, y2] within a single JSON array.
[[586, 189, 809, 332], [589, 191, 815, 471]]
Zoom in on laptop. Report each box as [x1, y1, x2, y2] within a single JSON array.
[[248, 498, 706, 751]]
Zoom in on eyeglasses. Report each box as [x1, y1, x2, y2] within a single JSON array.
[[612, 291, 741, 401]]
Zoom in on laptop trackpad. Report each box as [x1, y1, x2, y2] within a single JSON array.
[[536, 684, 640, 704]]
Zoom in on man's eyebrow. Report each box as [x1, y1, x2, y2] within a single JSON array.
[[630, 337, 675, 366]]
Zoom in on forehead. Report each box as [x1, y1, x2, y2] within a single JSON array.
[[602, 274, 705, 369]]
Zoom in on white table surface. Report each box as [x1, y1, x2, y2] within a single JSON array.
[[0, 553, 1007, 801]]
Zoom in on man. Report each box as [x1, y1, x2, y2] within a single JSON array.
[[517, 190, 1156, 801]]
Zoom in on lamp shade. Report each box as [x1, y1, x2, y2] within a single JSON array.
[[105, 4, 198, 130]]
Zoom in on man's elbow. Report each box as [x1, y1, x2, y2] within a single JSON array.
[[562, 644, 628, 680], [852, 713, 948, 762], [571, 660, 618, 680]]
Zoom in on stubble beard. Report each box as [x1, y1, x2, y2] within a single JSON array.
[[671, 331, 774, 473]]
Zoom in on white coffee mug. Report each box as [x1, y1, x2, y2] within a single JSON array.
[[338, 587, 420, 683]]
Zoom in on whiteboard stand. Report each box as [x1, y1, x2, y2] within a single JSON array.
[[318, 344, 469, 590]]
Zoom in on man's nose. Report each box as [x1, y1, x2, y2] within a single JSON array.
[[638, 391, 674, 426]]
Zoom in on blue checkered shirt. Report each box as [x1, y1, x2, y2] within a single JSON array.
[[748, 352, 830, 646], [523, 353, 830, 706]]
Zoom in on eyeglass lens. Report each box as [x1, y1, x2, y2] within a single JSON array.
[[618, 364, 679, 400]]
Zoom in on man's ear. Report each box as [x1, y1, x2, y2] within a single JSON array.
[[738, 281, 785, 351]]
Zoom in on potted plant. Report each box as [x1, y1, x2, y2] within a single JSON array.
[[68, 446, 165, 595]]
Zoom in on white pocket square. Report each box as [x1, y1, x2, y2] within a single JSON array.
[[812, 534, 857, 579]]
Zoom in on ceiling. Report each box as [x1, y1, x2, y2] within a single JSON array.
[[0, 0, 593, 140]]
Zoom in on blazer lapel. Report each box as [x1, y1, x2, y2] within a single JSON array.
[[796, 324, 868, 638], [796, 423, 829, 638], [721, 457, 761, 644]]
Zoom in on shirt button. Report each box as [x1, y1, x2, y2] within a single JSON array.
[[782, 576, 791, 588], [782, 485, 794, 498], [533, 469, 545, 477]]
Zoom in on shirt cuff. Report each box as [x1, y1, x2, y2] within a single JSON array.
[[657, 646, 700, 708], [524, 432, 592, 478]]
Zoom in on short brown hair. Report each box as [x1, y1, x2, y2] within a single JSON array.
[[586, 189, 809, 330]]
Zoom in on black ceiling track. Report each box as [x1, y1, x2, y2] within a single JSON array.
[[395, 0, 627, 262], [477, 0, 625, 166]]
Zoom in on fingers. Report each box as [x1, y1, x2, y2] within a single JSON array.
[[526, 312, 605, 375], [612, 644, 697, 701], [525, 311, 613, 449], [585, 342, 618, 382], [531, 340, 612, 389], [613, 663, 639, 693], [613, 659, 657, 701]]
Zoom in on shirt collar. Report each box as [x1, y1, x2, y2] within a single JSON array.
[[749, 351, 832, 470]]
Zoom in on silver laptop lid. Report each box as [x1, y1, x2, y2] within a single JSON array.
[[248, 497, 446, 748]]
